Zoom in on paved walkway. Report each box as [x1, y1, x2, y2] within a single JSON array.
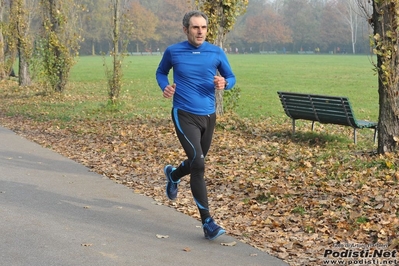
[[0, 126, 289, 266]]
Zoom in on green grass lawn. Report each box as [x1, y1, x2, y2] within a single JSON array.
[[69, 54, 379, 121], [226, 54, 378, 121], [5, 53, 379, 124]]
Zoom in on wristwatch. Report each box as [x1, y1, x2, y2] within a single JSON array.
[[224, 81, 229, 89]]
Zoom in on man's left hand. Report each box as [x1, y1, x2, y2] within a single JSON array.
[[213, 76, 227, 90]]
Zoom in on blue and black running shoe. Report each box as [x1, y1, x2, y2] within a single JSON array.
[[203, 217, 226, 240], [164, 165, 179, 200]]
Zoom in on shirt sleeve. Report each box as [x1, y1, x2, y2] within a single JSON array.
[[217, 49, 236, 90], [155, 48, 172, 91]]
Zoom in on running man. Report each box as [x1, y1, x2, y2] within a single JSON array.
[[155, 10, 236, 240]]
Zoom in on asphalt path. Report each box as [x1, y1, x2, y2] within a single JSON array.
[[0, 126, 289, 266]]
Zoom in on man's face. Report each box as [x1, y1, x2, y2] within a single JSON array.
[[184, 16, 207, 47]]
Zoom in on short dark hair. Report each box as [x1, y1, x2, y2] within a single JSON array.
[[182, 11, 208, 29]]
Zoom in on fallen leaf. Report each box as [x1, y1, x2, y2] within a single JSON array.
[[2, 94, 399, 266], [221, 241, 237, 247], [156, 234, 169, 239]]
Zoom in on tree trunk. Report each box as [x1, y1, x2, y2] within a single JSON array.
[[107, 0, 122, 104], [49, 0, 64, 92], [0, 1, 6, 79], [215, 89, 224, 115], [92, 41, 95, 56], [16, 0, 31, 86], [214, 5, 225, 116], [373, 1, 399, 153], [0, 31, 5, 80], [18, 55, 31, 86]]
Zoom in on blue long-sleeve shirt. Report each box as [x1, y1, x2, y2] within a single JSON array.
[[156, 41, 236, 115]]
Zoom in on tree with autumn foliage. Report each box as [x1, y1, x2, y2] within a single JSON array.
[[367, 0, 399, 153], [0, 1, 17, 80], [336, 0, 363, 54], [195, 0, 248, 115], [151, 0, 192, 49], [9, 0, 34, 86], [196, 0, 247, 48], [281, 0, 320, 52], [0, 0, 6, 79], [38, 0, 81, 92], [79, 0, 110, 56], [105, 0, 124, 104], [243, 7, 292, 52], [125, 1, 158, 53], [318, 0, 351, 53]]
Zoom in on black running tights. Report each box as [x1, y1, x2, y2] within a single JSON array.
[[170, 108, 216, 224]]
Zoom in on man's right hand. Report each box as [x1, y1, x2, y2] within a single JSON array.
[[163, 83, 176, 98]]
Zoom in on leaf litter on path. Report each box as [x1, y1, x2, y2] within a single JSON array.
[[1, 113, 398, 266]]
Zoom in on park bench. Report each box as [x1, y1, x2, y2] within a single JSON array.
[[277, 91, 378, 144]]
